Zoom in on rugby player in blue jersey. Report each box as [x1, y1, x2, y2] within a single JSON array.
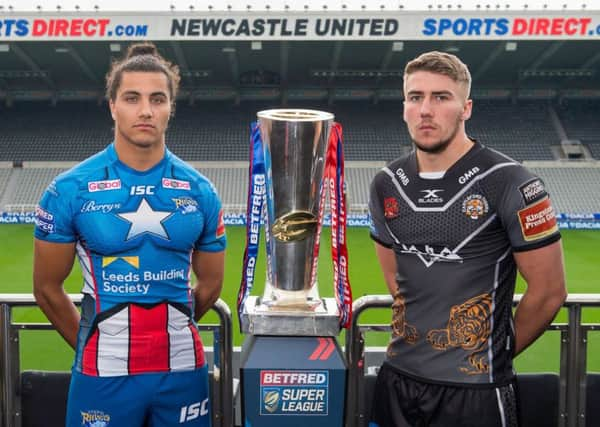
[[368, 51, 567, 427], [33, 42, 226, 427]]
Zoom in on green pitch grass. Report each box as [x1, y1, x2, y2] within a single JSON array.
[[1, 224, 599, 373]]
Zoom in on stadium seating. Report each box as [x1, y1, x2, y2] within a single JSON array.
[[0, 100, 599, 215], [3, 164, 600, 216], [529, 167, 600, 214], [468, 100, 560, 161], [0, 99, 572, 163], [0, 167, 13, 201], [3, 168, 67, 208], [556, 100, 600, 159]]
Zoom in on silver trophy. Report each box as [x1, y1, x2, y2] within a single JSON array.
[[240, 109, 341, 336]]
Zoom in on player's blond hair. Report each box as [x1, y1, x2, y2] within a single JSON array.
[[404, 51, 472, 99]]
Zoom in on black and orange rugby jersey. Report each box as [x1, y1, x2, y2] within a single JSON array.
[[368, 140, 560, 386]]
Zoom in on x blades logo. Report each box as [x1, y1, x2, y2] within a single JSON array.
[[418, 189, 444, 204]]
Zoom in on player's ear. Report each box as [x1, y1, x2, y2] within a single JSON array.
[[461, 99, 473, 121], [109, 99, 116, 121]]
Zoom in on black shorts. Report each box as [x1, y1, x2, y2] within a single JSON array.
[[369, 363, 518, 427]]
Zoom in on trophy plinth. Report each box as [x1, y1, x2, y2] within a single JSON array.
[[240, 296, 341, 337]]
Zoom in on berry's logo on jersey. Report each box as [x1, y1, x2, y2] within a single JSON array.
[[384, 197, 400, 219], [87, 179, 121, 193], [519, 178, 547, 204], [461, 194, 489, 220], [162, 178, 191, 190], [418, 189, 444, 204]]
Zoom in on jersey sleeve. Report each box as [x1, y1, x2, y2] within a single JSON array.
[[34, 178, 77, 243], [194, 182, 227, 253], [497, 166, 561, 252], [368, 172, 394, 248]]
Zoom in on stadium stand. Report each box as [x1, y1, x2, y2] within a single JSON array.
[[0, 99, 574, 163], [530, 166, 600, 214], [0, 166, 13, 202], [4, 163, 599, 216], [2, 167, 68, 209], [556, 100, 600, 160], [469, 100, 560, 161]]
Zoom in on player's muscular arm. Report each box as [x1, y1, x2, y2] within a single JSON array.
[[513, 240, 567, 356], [191, 250, 225, 321], [33, 239, 80, 349], [374, 242, 399, 295]]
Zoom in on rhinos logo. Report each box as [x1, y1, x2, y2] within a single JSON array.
[[427, 293, 492, 375], [80, 410, 110, 427], [263, 390, 280, 413]]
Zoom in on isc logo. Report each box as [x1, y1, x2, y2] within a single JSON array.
[[179, 399, 209, 423], [130, 185, 155, 195]]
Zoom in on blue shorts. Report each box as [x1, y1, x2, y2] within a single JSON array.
[[66, 366, 211, 427]]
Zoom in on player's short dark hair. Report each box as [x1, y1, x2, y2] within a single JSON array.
[[105, 42, 180, 112], [404, 51, 472, 99]]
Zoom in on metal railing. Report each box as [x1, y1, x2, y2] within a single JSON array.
[[0, 294, 233, 427], [345, 294, 600, 427]]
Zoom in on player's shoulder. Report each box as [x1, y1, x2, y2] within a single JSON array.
[[166, 150, 219, 196], [476, 143, 536, 182], [50, 146, 115, 192], [373, 151, 414, 185]]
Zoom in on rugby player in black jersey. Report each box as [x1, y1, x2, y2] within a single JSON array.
[[368, 51, 567, 427]]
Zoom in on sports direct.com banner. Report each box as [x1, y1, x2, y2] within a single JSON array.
[[3, 211, 600, 230], [1, 12, 600, 40]]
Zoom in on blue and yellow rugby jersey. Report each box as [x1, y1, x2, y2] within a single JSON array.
[[35, 144, 226, 376]]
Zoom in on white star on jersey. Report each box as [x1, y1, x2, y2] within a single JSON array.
[[117, 198, 172, 240]]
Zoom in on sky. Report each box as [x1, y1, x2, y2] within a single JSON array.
[[0, 0, 595, 13]]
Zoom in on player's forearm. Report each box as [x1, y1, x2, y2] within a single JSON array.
[[33, 285, 80, 348], [513, 288, 566, 356], [193, 280, 223, 321]]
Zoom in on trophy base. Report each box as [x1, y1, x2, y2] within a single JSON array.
[[240, 296, 341, 337]]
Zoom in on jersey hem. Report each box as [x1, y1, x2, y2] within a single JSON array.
[[382, 361, 516, 389]]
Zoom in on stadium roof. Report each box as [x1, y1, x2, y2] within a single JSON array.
[[2, 0, 594, 12], [1, 1, 599, 104]]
